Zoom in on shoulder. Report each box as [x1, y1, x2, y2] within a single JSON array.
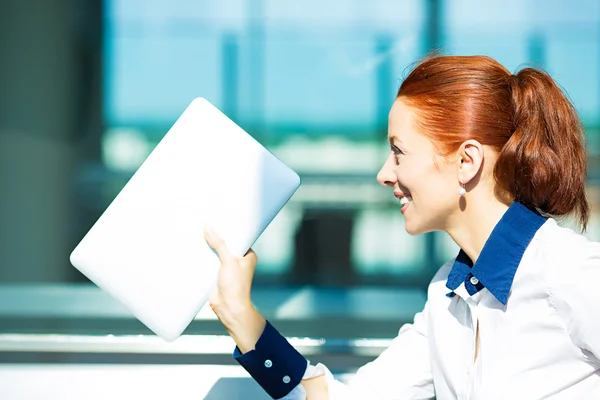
[[431, 258, 454, 282], [530, 218, 600, 272], [534, 219, 600, 361], [533, 217, 591, 247], [526, 219, 600, 298], [426, 258, 455, 297], [525, 217, 600, 301]]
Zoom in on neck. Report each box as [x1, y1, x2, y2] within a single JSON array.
[[445, 190, 511, 264]]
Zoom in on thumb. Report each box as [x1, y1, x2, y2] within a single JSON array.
[[203, 226, 235, 263], [243, 249, 259, 272]]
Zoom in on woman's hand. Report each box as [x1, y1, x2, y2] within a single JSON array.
[[203, 226, 257, 312], [203, 226, 266, 353]]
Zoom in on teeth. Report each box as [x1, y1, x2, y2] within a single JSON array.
[[400, 196, 412, 205]]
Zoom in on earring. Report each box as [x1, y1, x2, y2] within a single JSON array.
[[458, 183, 466, 196]]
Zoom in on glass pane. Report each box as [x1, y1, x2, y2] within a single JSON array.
[[102, 0, 427, 284]]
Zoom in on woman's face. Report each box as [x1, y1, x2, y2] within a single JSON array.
[[377, 99, 461, 235]]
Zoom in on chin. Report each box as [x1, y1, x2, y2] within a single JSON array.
[[404, 219, 436, 236], [404, 222, 424, 236]]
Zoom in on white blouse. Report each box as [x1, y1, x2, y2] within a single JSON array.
[[236, 202, 600, 399]]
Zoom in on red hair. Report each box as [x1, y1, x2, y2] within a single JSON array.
[[397, 55, 589, 230]]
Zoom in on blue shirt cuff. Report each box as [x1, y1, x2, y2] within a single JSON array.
[[233, 320, 308, 399]]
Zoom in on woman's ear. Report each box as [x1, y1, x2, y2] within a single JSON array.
[[457, 140, 484, 185]]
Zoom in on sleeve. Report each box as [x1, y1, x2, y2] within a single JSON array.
[[234, 320, 309, 399], [549, 241, 600, 364], [234, 302, 435, 400]]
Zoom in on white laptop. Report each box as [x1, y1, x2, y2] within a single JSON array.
[[70, 98, 301, 341]]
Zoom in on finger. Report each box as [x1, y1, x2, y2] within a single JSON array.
[[242, 249, 259, 272], [203, 226, 235, 263], [241, 249, 258, 276]]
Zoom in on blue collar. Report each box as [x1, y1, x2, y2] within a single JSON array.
[[445, 201, 547, 304]]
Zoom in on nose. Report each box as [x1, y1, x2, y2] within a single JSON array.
[[376, 153, 397, 188]]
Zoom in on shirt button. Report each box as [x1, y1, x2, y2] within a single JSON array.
[[283, 375, 291, 384], [470, 276, 479, 285], [264, 360, 272, 368]]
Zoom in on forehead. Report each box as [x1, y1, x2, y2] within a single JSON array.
[[387, 99, 418, 142]]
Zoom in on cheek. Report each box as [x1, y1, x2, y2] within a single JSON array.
[[396, 158, 440, 193]]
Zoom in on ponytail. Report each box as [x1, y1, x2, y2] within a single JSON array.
[[495, 69, 589, 229], [398, 55, 589, 230]]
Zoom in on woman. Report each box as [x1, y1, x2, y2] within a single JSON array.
[[203, 55, 600, 399]]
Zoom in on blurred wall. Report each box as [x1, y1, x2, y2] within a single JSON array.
[[0, 0, 101, 282], [2, 0, 600, 286]]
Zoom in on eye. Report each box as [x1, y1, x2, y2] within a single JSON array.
[[391, 145, 404, 156]]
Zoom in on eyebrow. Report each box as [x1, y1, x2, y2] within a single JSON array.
[[388, 135, 402, 145]]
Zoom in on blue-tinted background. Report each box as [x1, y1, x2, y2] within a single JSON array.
[[2, 1, 600, 397], [100, 0, 600, 286]]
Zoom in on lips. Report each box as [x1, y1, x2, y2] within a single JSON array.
[[394, 190, 412, 200], [394, 190, 413, 208]]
